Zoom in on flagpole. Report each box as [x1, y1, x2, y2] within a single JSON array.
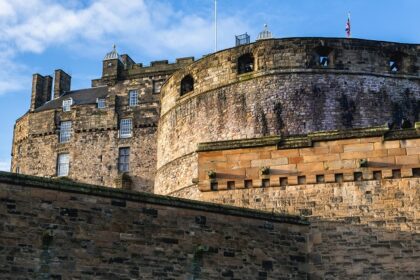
[[215, 0, 218, 52]]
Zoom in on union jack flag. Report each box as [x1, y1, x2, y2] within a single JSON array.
[[345, 13, 351, 38]]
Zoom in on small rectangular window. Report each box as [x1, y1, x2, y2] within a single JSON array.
[[244, 180, 253, 188], [373, 171, 382, 180], [389, 61, 398, 72], [153, 80, 162, 94], [57, 153, 70, 177], [59, 121, 72, 143], [354, 172, 363, 181], [262, 179, 270, 188], [210, 182, 218, 191], [118, 147, 130, 173], [316, 174, 325, 183], [392, 169, 401, 179], [227, 181, 235, 190], [298, 176, 306, 185], [129, 90, 138, 106], [119, 119, 132, 138], [319, 56, 329, 67], [280, 177, 288, 186], [97, 98, 106, 109], [335, 173, 344, 183], [62, 98, 72, 112], [15, 166, 20, 174]]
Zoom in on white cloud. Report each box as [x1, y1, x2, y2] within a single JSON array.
[[0, 160, 10, 171], [0, 0, 252, 95]]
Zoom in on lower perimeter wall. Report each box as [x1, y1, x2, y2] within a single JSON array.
[[0, 172, 309, 280], [198, 178, 420, 280]]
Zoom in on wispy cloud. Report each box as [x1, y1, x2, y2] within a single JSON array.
[[0, 160, 10, 171], [0, 0, 252, 95]]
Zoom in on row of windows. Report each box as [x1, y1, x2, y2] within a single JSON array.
[[60, 81, 164, 112], [179, 50, 406, 96], [56, 147, 131, 177], [58, 118, 133, 143]]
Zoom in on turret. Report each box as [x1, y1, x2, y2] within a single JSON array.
[[102, 45, 124, 85]]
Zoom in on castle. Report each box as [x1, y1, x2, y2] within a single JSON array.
[[6, 33, 420, 279]]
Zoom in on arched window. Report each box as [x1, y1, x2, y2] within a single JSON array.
[[237, 53, 254, 74], [180, 75, 194, 96]]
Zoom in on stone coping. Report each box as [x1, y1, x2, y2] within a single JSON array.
[[0, 171, 308, 225], [198, 125, 420, 152]]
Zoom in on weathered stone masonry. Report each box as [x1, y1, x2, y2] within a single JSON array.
[[12, 51, 194, 193], [9, 37, 420, 279], [156, 38, 420, 195], [186, 127, 420, 279], [0, 172, 309, 280]]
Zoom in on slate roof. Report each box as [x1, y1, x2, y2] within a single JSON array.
[[35, 86, 109, 112]]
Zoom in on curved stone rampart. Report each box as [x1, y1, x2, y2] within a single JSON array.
[[156, 38, 420, 195]]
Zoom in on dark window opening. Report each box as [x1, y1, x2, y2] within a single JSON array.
[[353, 172, 363, 181], [316, 175, 325, 183], [227, 181, 235, 190], [118, 147, 130, 173], [319, 56, 329, 67], [262, 179, 270, 188], [389, 60, 399, 72], [354, 172, 363, 181], [314, 46, 333, 68], [237, 53, 254, 74], [392, 169, 401, 179], [244, 180, 253, 188], [389, 52, 403, 73], [373, 171, 382, 180], [210, 182, 218, 191], [180, 75, 194, 96], [298, 176, 306, 185], [413, 168, 420, 177], [280, 177, 288, 187], [335, 173, 344, 183]]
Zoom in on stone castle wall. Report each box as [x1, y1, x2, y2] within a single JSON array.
[[12, 58, 194, 193], [198, 178, 420, 279], [156, 38, 420, 195], [0, 172, 309, 280], [170, 130, 420, 279]]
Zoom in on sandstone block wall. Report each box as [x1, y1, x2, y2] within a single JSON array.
[[0, 172, 309, 280], [156, 38, 420, 195], [196, 128, 420, 192]]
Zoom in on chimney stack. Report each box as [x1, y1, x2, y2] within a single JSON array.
[[54, 69, 71, 99], [30, 74, 53, 111]]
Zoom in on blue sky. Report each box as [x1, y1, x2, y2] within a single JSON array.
[[0, 0, 419, 171]]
